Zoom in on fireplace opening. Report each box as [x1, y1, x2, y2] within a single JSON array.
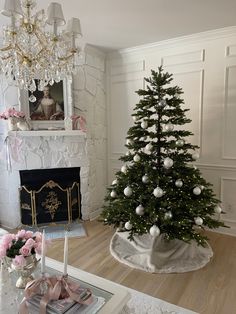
[[19, 167, 81, 226]]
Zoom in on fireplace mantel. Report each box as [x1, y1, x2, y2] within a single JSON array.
[[8, 130, 86, 137]]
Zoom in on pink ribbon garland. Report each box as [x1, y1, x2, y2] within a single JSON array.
[[19, 274, 93, 314]]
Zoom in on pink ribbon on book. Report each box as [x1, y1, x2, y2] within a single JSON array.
[[19, 274, 93, 314]]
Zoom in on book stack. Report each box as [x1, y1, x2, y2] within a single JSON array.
[[27, 291, 105, 314]]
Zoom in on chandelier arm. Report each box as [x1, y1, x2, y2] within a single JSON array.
[[0, 44, 13, 52]]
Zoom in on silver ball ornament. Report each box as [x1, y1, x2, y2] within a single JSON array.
[[175, 179, 183, 187], [214, 205, 222, 214], [124, 186, 132, 197], [164, 123, 174, 132], [158, 99, 167, 107], [193, 186, 201, 195], [176, 139, 185, 147], [121, 165, 127, 173], [133, 154, 140, 162], [136, 204, 144, 216], [163, 157, 174, 169], [164, 211, 173, 219], [149, 225, 160, 237], [142, 174, 149, 183], [141, 121, 148, 129], [192, 152, 200, 160], [194, 217, 203, 225], [110, 190, 117, 198], [125, 221, 133, 230], [153, 187, 164, 198]]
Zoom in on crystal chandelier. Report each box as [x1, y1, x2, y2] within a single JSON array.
[[0, 0, 82, 97]]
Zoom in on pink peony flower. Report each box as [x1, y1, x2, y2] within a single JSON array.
[[1, 234, 15, 247], [12, 255, 26, 268], [0, 241, 10, 251], [19, 245, 30, 256], [34, 231, 42, 242], [25, 231, 34, 239], [35, 243, 42, 255], [25, 238, 35, 249], [16, 229, 26, 239], [0, 247, 6, 259]]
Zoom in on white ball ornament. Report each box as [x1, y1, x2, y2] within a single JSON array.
[[192, 152, 200, 160], [153, 187, 164, 198], [214, 205, 222, 214], [194, 217, 203, 226], [164, 123, 174, 132], [149, 225, 161, 237], [141, 121, 148, 129], [136, 204, 144, 216], [124, 186, 132, 197], [110, 190, 117, 198], [125, 221, 133, 230], [163, 157, 174, 169], [121, 165, 127, 173], [145, 143, 153, 151], [175, 179, 183, 187], [133, 154, 140, 162], [176, 139, 185, 147], [112, 179, 117, 185], [193, 186, 201, 195], [142, 175, 149, 183]]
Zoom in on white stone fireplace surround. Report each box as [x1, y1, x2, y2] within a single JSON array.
[[4, 131, 91, 227]]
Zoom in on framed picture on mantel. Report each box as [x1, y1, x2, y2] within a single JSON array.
[[19, 76, 73, 130]]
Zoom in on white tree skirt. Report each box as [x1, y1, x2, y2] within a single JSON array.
[[110, 231, 213, 273]]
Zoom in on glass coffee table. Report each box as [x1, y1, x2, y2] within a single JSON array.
[[0, 257, 130, 314]]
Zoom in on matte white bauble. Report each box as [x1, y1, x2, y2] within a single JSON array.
[[193, 186, 201, 195], [112, 179, 117, 185], [110, 190, 117, 198], [135, 204, 144, 215], [124, 186, 132, 197], [214, 205, 222, 214], [145, 143, 153, 151], [175, 179, 183, 187], [192, 152, 200, 160], [158, 99, 167, 107], [153, 187, 164, 198], [133, 154, 140, 162], [164, 211, 173, 219], [149, 225, 160, 237], [142, 175, 149, 183], [176, 139, 185, 147], [125, 221, 133, 230], [194, 217, 203, 225], [141, 121, 148, 129], [164, 123, 174, 132], [126, 139, 133, 145], [121, 165, 127, 173], [163, 157, 174, 169]]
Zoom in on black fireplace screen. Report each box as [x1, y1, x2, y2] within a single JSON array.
[[19, 168, 81, 226]]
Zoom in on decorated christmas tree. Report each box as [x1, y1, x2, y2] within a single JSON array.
[[102, 67, 226, 246]]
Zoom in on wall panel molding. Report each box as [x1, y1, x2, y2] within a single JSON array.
[[110, 60, 145, 76], [161, 50, 204, 67]]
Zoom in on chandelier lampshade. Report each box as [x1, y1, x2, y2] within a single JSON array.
[[0, 0, 83, 96], [1, 0, 23, 17]]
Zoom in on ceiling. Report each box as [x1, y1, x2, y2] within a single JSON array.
[[0, 0, 236, 51]]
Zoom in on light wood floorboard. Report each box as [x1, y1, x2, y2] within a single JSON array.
[[47, 221, 236, 314]]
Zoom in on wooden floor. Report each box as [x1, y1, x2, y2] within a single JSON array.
[[47, 221, 236, 314]]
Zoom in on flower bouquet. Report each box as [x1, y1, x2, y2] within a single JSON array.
[[0, 107, 26, 130], [0, 230, 45, 288]]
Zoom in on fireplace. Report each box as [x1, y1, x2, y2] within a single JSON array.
[[19, 167, 81, 226]]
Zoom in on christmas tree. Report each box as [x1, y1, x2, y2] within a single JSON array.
[[102, 67, 226, 246]]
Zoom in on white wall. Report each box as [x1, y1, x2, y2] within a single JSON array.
[[106, 26, 236, 236]]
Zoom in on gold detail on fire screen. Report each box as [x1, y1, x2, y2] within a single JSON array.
[[42, 191, 62, 220]]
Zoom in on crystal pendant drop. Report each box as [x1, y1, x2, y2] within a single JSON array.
[[29, 80, 36, 92], [29, 94, 36, 102]]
